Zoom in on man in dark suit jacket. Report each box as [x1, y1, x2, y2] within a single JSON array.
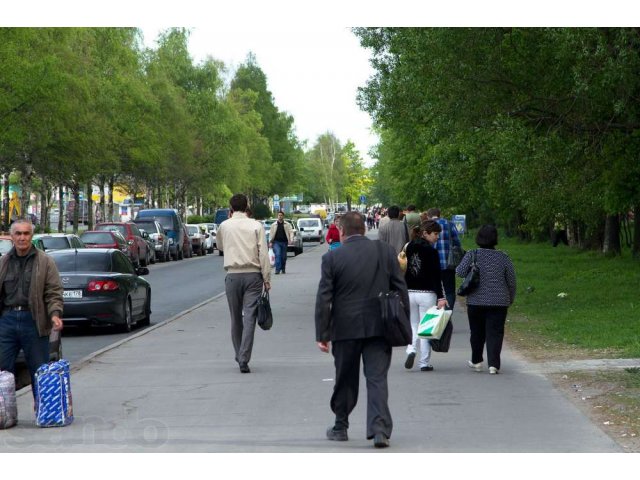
[[315, 211, 410, 448]]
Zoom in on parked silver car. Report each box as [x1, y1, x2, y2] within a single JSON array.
[[134, 218, 170, 262], [33, 233, 85, 251]]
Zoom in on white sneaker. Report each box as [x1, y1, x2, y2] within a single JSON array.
[[489, 367, 499, 375], [468, 361, 483, 372]]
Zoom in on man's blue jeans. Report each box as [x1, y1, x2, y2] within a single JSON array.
[[273, 241, 288, 273], [0, 310, 49, 398]]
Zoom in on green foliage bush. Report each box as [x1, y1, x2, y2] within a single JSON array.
[[186, 215, 213, 224], [252, 204, 271, 220]]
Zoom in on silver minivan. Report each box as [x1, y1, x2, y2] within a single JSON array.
[[297, 217, 325, 243]]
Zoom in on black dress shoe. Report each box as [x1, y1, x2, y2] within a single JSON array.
[[420, 365, 434, 372], [373, 432, 389, 448], [326, 426, 348, 441], [239, 363, 250, 373]]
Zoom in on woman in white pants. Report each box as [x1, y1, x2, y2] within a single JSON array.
[[403, 220, 447, 371]]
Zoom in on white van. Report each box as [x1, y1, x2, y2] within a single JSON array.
[[297, 217, 325, 243]]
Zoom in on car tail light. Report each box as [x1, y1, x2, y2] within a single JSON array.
[[88, 280, 119, 291], [158, 234, 164, 241]]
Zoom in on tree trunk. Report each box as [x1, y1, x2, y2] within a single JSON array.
[[633, 206, 640, 259], [87, 183, 94, 230], [57, 185, 64, 232], [108, 177, 115, 222], [2, 173, 9, 231], [40, 182, 49, 233], [72, 187, 80, 234], [602, 214, 621, 256]]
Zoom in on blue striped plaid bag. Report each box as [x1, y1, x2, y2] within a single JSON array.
[[35, 359, 74, 427]]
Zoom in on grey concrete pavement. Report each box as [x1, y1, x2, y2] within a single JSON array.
[[2, 232, 623, 452]]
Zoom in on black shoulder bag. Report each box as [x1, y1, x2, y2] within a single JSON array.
[[374, 241, 413, 347], [457, 249, 480, 296]]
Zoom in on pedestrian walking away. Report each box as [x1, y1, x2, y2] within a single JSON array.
[[217, 194, 271, 374], [403, 220, 447, 372], [456, 225, 516, 374], [427, 207, 463, 311], [378, 205, 409, 255], [0, 218, 64, 402], [268, 210, 293, 274], [315, 211, 409, 448]]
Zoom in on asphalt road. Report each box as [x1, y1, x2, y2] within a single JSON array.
[[59, 242, 322, 363]]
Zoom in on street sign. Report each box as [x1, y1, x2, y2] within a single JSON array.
[[359, 195, 366, 204], [452, 215, 466, 235], [273, 194, 280, 202], [273, 201, 280, 211]]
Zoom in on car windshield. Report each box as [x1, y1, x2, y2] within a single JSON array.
[[135, 222, 157, 232], [187, 226, 199, 234], [96, 225, 126, 236], [41, 237, 71, 249], [52, 252, 111, 272], [140, 215, 173, 230], [80, 232, 116, 245], [0, 239, 12, 254], [298, 220, 319, 228]]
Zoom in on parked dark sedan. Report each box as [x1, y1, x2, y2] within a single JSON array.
[[49, 248, 151, 332]]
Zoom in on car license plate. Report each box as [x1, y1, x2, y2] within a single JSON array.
[[63, 290, 83, 299]]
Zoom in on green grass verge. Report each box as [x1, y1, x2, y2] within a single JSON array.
[[458, 232, 640, 358]]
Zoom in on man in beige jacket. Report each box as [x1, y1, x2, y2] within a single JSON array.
[[217, 194, 271, 373]]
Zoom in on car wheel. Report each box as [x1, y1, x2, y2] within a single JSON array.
[[150, 250, 156, 264], [218, 249, 223, 256], [139, 292, 151, 327], [118, 298, 133, 333], [178, 248, 183, 260], [200, 244, 206, 256], [141, 249, 148, 267]]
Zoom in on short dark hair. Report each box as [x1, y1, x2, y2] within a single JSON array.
[[476, 224, 498, 248], [229, 193, 248, 213], [421, 220, 442, 235], [387, 206, 400, 219], [426, 207, 440, 218], [407, 204, 416, 211], [339, 211, 365, 236]]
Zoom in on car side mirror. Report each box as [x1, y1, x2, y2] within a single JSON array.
[[136, 266, 150, 276]]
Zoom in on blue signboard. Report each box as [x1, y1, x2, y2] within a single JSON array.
[[359, 195, 366, 204], [452, 215, 466, 235]]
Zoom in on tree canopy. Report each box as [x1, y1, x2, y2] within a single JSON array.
[[354, 27, 640, 256]]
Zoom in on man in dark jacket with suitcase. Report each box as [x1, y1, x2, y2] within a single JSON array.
[[315, 211, 409, 448], [0, 218, 64, 400]]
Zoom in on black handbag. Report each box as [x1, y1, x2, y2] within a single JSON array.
[[257, 289, 273, 330], [429, 319, 453, 352], [457, 249, 480, 296], [446, 221, 465, 270], [375, 242, 412, 347]]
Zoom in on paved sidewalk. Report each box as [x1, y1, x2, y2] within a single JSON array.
[[2, 234, 623, 452]]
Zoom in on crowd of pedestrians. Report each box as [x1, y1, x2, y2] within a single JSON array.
[[312, 202, 517, 448], [212, 195, 517, 449]]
